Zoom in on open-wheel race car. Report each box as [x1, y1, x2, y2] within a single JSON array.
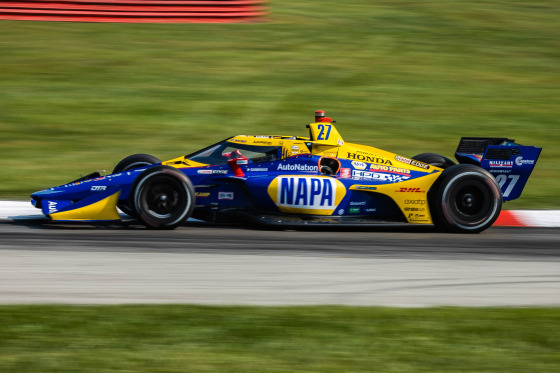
[[31, 111, 541, 233]]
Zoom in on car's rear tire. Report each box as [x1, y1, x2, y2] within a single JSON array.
[[412, 153, 456, 169], [130, 166, 195, 229], [430, 164, 502, 233], [113, 154, 161, 217]]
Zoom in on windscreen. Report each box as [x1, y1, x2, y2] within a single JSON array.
[[187, 140, 281, 165]]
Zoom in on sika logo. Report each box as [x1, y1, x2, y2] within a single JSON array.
[[267, 176, 346, 215]]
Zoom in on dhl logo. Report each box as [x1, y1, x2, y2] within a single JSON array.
[[267, 176, 346, 215], [396, 187, 425, 193]]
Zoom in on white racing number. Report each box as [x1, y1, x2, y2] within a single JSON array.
[[495, 174, 520, 198]]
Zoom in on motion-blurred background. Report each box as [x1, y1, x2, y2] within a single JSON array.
[[0, 0, 558, 208]]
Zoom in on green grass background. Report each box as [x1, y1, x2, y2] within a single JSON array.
[[1, 4, 559, 371], [0, 0, 558, 207], [1, 305, 560, 372]]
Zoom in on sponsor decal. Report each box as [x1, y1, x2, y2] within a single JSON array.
[[395, 155, 430, 170], [253, 140, 272, 145], [247, 167, 269, 172], [196, 192, 210, 198], [404, 207, 426, 212], [351, 161, 367, 170], [350, 201, 366, 206], [237, 160, 248, 165], [218, 192, 234, 200], [396, 187, 425, 193], [365, 208, 377, 213], [277, 163, 318, 172], [338, 209, 345, 215], [291, 145, 300, 151], [340, 168, 351, 178], [267, 176, 346, 214], [489, 161, 513, 168], [197, 169, 228, 175], [255, 135, 272, 138], [349, 207, 361, 214], [408, 213, 428, 221], [91, 186, 107, 191], [352, 170, 410, 182], [354, 186, 377, 191], [231, 139, 247, 143], [515, 156, 535, 166], [48, 201, 57, 214], [369, 165, 411, 175], [346, 152, 393, 165], [93, 177, 106, 181], [490, 169, 511, 174], [405, 199, 427, 205]]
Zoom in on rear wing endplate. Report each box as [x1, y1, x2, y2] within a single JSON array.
[[455, 137, 542, 201]]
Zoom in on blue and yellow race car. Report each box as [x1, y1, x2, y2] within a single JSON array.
[[31, 111, 541, 233]]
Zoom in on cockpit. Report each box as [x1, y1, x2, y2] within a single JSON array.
[[186, 139, 282, 165]]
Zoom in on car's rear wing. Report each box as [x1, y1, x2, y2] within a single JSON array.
[[455, 137, 542, 201]]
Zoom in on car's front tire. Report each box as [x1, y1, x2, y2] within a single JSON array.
[[130, 166, 195, 229], [113, 154, 161, 217], [430, 164, 502, 233]]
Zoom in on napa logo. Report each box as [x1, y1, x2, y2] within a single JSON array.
[[267, 176, 346, 215]]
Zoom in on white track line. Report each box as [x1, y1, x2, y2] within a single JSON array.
[[1, 200, 559, 227]]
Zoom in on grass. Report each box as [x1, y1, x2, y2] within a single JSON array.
[[0, 305, 559, 372], [0, 0, 559, 208]]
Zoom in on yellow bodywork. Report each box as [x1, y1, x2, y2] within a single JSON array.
[[161, 121, 442, 224], [49, 190, 121, 221]]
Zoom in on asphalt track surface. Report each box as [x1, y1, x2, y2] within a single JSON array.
[[1, 219, 559, 307]]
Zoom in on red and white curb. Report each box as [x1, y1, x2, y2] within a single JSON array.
[[1, 200, 559, 227], [493, 210, 560, 227]]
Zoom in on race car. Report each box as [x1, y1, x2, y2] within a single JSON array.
[[30, 111, 541, 233]]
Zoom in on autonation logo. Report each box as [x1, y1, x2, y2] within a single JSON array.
[[277, 164, 318, 172]]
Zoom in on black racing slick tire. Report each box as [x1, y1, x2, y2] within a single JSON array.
[[113, 153, 161, 174], [411, 153, 456, 169], [113, 154, 161, 217], [130, 166, 195, 230], [430, 164, 502, 233]]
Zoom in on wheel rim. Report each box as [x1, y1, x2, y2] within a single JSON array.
[[448, 179, 493, 225], [141, 176, 187, 219]]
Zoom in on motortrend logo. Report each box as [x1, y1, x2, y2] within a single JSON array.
[[277, 163, 318, 172]]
